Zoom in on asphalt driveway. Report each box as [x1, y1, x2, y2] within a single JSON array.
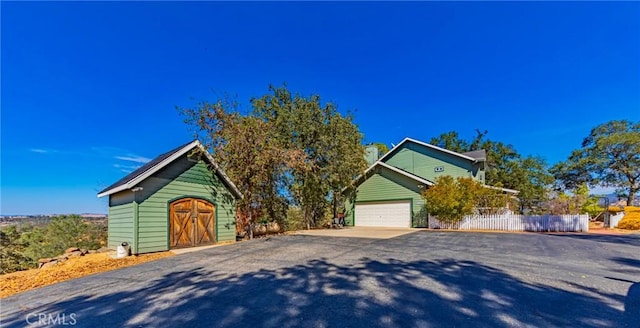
[[294, 226, 416, 239], [2, 231, 639, 328]]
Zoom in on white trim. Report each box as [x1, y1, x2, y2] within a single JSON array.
[[377, 137, 479, 163], [196, 141, 243, 199], [97, 140, 243, 199], [482, 184, 520, 195]]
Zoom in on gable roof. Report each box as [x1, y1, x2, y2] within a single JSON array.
[[344, 161, 435, 193], [97, 140, 242, 199], [462, 149, 487, 161], [371, 162, 435, 186], [379, 137, 481, 163]]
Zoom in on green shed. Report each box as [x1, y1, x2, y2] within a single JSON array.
[[97, 140, 242, 254]]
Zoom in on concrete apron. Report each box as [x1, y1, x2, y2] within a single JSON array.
[[170, 244, 223, 255], [294, 226, 418, 239]]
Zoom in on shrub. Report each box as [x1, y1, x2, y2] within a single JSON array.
[[618, 218, 640, 230], [21, 216, 106, 261], [0, 225, 35, 274], [616, 206, 640, 230], [423, 176, 510, 224], [21, 215, 105, 260], [0, 216, 107, 274], [284, 207, 306, 231]]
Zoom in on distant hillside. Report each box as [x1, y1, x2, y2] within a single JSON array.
[[593, 193, 639, 207], [79, 213, 108, 218], [0, 214, 107, 228]]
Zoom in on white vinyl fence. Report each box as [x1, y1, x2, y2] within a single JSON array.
[[428, 214, 590, 232], [609, 212, 625, 228]]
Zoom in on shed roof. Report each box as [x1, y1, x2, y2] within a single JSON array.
[[97, 140, 242, 199]]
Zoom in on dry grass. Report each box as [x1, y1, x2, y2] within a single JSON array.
[[618, 206, 640, 230], [0, 251, 174, 298]]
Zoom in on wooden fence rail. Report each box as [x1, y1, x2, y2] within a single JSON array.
[[428, 214, 590, 232]]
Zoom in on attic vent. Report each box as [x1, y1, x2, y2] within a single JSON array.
[[434, 166, 444, 173]]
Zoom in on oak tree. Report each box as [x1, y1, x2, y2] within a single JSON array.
[[551, 120, 640, 206]]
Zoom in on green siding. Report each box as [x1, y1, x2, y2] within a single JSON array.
[[472, 162, 485, 184], [110, 190, 134, 207], [384, 143, 477, 183], [345, 167, 427, 228], [108, 155, 237, 254], [344, 140, 487, 228], [107, 203, 134, 249]]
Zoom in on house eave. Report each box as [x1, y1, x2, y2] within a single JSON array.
[[483, 184, 520, 195], [342, 160, 435, 194]]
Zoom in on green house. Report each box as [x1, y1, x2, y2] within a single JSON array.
[[97, 140, 242, 254], [345, 137, 516, 228]]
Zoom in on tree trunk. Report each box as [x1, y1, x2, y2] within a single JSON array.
[[628, 190, 637, 206], [247, 204, 254, 239], [332, 192, 337, 219]]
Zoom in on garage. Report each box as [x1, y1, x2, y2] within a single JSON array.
[[354, 201, 411, 227], [97, 140, 242, 254]]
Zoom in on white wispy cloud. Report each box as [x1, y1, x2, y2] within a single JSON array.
[[30, 148, 56, 154], [113, 164, 141, 170], [115, 155, 151, 163]]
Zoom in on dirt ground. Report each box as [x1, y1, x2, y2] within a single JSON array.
[[0, 251, 173, 298], [589, 221, 638, 235]]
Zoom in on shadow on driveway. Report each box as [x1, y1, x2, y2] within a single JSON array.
[[546, 233, 640, 247], [3, 257, 634, 327]]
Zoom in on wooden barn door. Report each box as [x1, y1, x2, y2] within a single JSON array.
[[169, 198, 216, 248], [194, 199, 216, 245]]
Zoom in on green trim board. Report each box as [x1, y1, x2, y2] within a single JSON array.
[[133, 199, 139, 254]]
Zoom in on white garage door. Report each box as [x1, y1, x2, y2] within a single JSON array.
[[355, 201, 411, 227]]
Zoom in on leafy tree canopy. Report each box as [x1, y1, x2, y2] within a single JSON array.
[[551, 120, 640, 206], [423, 176, 511, 224], [430, 130, 553, 213], [179, 84, 367, 233]]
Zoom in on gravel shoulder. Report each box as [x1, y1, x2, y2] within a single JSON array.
[[0, 252, 174, 298]]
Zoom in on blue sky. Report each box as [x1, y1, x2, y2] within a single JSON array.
[[2, 2, 639, 215]]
